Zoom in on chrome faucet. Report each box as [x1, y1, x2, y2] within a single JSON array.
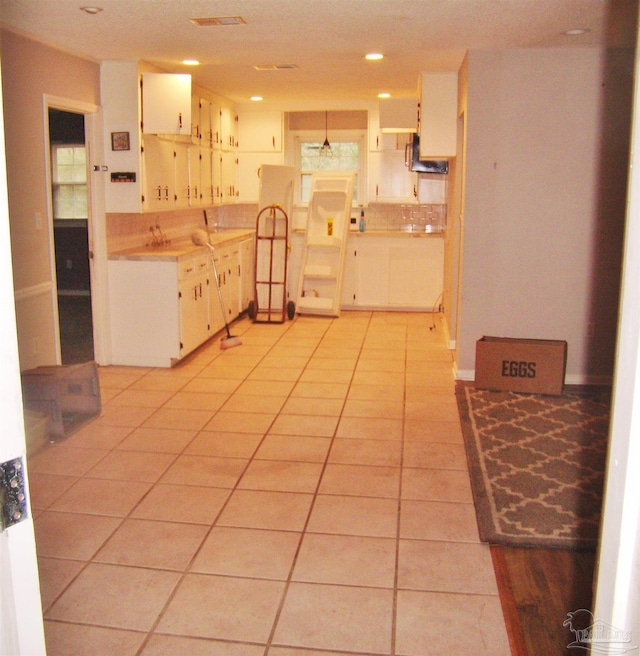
[[147, 223, 170, 247]]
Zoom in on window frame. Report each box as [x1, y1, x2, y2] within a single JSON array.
[[292, 129, 367, 206], [51, 143, 88, 220]]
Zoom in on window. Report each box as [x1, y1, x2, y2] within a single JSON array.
[[51, 145, 88, 219], [295, 132, 365, 204]]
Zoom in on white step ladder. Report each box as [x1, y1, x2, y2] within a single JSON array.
[[296, 173, 355, 317]]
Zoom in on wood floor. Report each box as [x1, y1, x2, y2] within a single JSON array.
[[492, 546, 597, 655]]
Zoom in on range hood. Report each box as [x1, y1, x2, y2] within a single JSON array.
[[379, 98, 417, 133]]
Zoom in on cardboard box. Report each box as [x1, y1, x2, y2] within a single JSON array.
[[475, 336, 567, 395], [21, 361, 101, 438]]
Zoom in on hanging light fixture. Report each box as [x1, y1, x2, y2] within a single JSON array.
[[322, 111, 331, 152]]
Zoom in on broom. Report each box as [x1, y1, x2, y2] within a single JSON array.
[[191, 229, 242, 350]]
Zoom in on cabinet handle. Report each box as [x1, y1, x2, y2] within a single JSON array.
[[376, 135, 379, 149], [193, 286, 198, 301], [156, 186, 162, 201], [272, 136, 275, 149], [164, 186, 169, 200], [376, 184, 379, 197], [179, 112, 183, 130]]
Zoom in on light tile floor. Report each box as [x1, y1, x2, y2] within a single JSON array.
[[29, 311, 512, 656]]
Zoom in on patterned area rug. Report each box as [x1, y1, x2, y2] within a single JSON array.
[[455, 382, 611, 550]]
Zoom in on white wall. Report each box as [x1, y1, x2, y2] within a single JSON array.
[[0, 29, 100, 370], [456, 48, 634, 384]]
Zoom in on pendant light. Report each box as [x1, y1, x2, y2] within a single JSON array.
[[322, 111, 331, 152]]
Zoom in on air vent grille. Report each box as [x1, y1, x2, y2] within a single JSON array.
[[253, 64, 298, 71], [190, 16, 245, 27]]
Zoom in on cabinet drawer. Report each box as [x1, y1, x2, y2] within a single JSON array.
[[179, 253, 209, 279]]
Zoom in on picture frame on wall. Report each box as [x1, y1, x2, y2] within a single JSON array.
[[111, 131, 130, 151]]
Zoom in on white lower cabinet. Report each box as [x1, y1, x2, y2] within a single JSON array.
[[109, 237, 252, 367], [240, 238, 255, 310], [178, 254, 209, 355], [342, 234, 444, 310], [208, 242, 240, 333]]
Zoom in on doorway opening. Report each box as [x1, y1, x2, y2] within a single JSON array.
[[49, 108, 94, 364]]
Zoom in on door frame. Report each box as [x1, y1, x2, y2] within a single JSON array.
[[43, 94, 109, 365], [0, 67, 47, 656]]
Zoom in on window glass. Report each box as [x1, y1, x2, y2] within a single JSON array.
[[296, 136, 363, 204], [52, 145, 87, 219]]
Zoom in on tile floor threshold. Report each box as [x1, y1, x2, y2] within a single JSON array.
[[29, 311, 511, 656]]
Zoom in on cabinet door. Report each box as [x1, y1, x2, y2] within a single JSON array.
[[224, 245, 241, 319], [341, 241, 358, 307], [179, 274, 209, 355], [212, 151, 222, 205], [201, 148, 214, 206], [388, 238, 444, 308], [237, 111, 282, 152], [209, 251, 225, 335], [174, 141, 190, 208], [210, 98, 221, 148], [240, 238, 255, 311], [237, 152, 283, 203], [143, 135, 175, 211], [191, 95, 201, 144], [356, 241, 389, 306], [368, 150, 416, 203], [368, 111, 401, 151], [142, 73, 191, 135], [220, 150, 237, 203], [419, 72, 457, 158], [220, 104, 237, 151], [188, 145, 202, 206]]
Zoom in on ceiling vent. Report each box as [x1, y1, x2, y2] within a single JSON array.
[[253, 64, 298, 71], [190, 16, 246, 27]]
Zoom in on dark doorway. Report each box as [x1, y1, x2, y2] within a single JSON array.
[[49, 109, 94, 364]]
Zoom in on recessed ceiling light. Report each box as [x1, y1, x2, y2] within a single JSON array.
[[251, 96, 263, 102], [80, 6, 102, 14], [190, 16, 245, 27], [182, 60, 200, 66], [378, 93, 391, 99], [366, 53, 384, 61], [564, 28, 590, 36]]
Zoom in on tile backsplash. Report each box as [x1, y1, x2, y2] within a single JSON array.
[[106, 202, 447, 251]]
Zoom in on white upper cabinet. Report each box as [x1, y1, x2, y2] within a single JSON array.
[[379, 98, 417, 134], [220, 104, 237, 151], [368, 110, 401, 151], [418, 72, 457, 158], [142, 73, 192, 135], [237, 110, 283, 152]]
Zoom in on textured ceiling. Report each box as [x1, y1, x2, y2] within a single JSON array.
[[1, 0, 637, 106]]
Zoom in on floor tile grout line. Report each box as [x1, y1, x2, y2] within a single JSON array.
[[261, 311, 375, 655], [135, 313, 352, 655]]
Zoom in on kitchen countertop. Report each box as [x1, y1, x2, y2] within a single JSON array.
[[108, 229, 255, 262], [291, 229, 444, 237]]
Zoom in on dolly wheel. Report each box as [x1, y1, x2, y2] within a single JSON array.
[[287, 300, 296, 320], [248, 300, 257, 320]]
